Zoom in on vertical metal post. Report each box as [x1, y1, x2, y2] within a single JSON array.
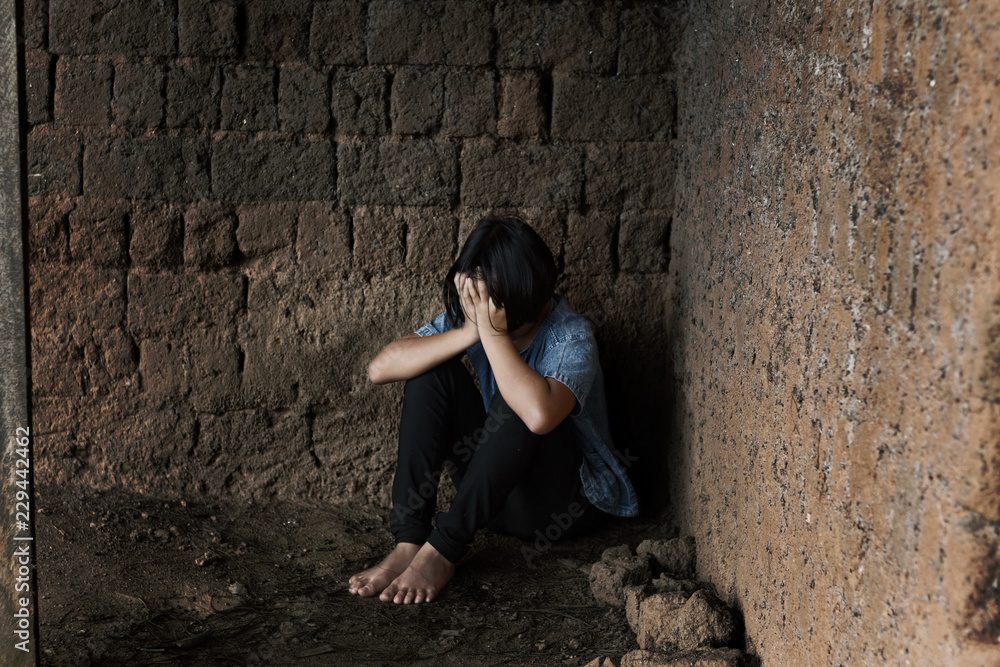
[[0, 0, 36, 663]]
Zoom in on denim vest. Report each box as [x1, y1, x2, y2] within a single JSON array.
[[415, 293, 640, 517]]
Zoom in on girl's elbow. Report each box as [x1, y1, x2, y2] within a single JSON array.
[[368, 358, 389, 384], [525, 411, 558, 436]]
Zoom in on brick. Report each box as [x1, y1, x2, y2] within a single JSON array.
[[27, 197, 72, 263], [242, 337, 298, 409], [352, 206, 407, 275], [565, 211, 615, 275], [88, 328, 139, 392], [339, 141, 457, 206], [24, 0, 46, 49], [178, 0, 240, 58], [184, 202, 237, 270], [55, 58, 111, 125], [619, 211, 671, 273], [297, 203, 350, 277], [496, 3, 617, 73], [368, 1, 491, 66], [112, 63, 165, 128], [553, 75, 675, 142], [130, 202, 184, 271], [139, 339, 187, 401], [212, 138, 335, 201], [30, 263, 126, 331], [442, 70, 495, 137], [619, 6, 687, 75], [332, 70, 388, 136], [390, 67, 444, 135], [406, 207, 457, 274], [188, 329, 241, 413], [585, 145, 677, 210], [236, 203, 297, 258], [460, 143, 583, 208], [127, 273, 243, 337], [84, 137, 210, 201], [243, 271, 302, 340], [32, 329, 85, 397], [68, 200, 129, 267], [279, 66, 331, 134], [167, 64, 221, 129], [310, 2, 367, 65], [25, 50, 51, 125], [221, 66, 277, 131], [245, 0, 312, 62], [498, 71, 545, 139], [50, 0, 176, 56], [27, 133, 81, 196]]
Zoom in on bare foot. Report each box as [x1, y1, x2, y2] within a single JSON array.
[[348, 542, 421, 597], [379, 542, 456, 604]]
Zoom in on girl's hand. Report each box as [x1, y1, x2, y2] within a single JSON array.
[[466, 275, 507, 337], [454, 272, 481, 344]]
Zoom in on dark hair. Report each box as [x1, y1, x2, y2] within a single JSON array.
[[444, 217, 557, 333]]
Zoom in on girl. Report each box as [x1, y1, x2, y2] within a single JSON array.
[[348, 216, 639, 604]]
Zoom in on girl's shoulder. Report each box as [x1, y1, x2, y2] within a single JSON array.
[[543, 294, 595, 343]]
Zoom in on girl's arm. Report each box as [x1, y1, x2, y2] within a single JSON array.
[[368, 327, 478, 384], [464, 277, 577, 435], [368, 273, 480, 385]]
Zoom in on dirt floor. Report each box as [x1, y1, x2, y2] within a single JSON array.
[[35, 483, 677, 666]]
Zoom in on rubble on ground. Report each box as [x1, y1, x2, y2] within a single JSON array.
[[584, 537, 751, 667]]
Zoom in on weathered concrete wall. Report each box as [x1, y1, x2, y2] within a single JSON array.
[[669, 0, 1000, 664], [25, 2, 680, 510]]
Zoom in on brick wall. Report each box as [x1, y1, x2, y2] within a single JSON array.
[[669, 0, 1000, 664], [26, 2, 683, 508]]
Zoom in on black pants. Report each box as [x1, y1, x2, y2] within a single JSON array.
[[389, 356, 604, 563]]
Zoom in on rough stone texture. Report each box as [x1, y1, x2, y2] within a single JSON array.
[[636, 590, 737, 653], [25, 49, 51, 125], [367, 1, 492, 66], [339, 141, 457, 206], [166, 64, 222, 129], [332, 70, 389, 136], [391, 67, 444, 135], [589, 545, 653, 607], [54, 58, 111, 125], [310, 2, 366, 65], [497, 71, 545, 139], [496, 3, 617, 73], [221, 66, 278, 132], [84, 137, 210, 201], [279, 66, 330, 134], [67, 200, 128, 267], [112, 63, 165, 129], [552, 75, 675, 142], [668, 0, 1000, 664], [184, 203, 237, 270], [442, 70, 495, 137], [212, 138, 335, 201], [27, 132, 80, 196], [178, 0, 240, 58], [50, 0, 176, 56], [461, 143, 583, 209], [244, 0, 312, 62], [620, 648, 746, 667], [637, 537, 697, 579], [130, 202, 183, 271]]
